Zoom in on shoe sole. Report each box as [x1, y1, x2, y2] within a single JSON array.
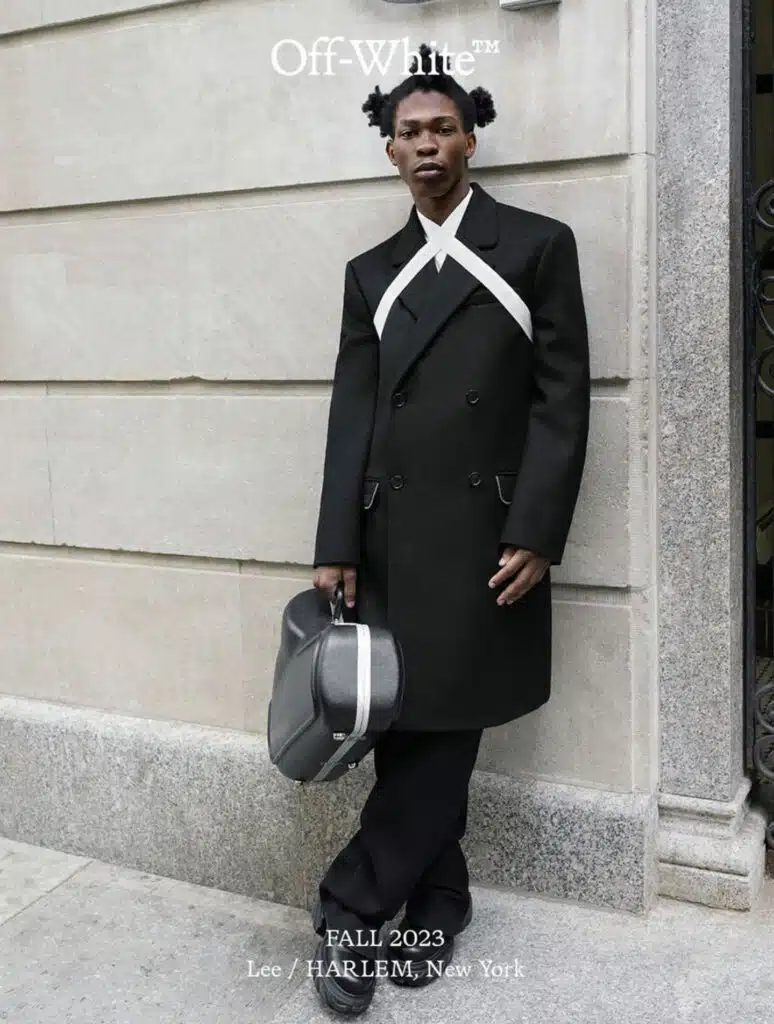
[[460, 894, 473, 931], [312, 937, 376, 1015], [311, 897, 324, 934]]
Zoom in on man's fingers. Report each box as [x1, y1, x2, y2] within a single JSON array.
[[497, 567, 544, 604], [312, 567, 356, 606], [488, 550, 529, 588], [342, 568, 357, 607]]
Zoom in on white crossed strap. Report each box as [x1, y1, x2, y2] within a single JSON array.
[[374, 221, 533, 343]]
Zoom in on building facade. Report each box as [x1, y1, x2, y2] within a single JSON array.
[[0, 0, 769, 914]]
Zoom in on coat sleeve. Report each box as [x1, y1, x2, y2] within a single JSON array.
[[499, 223, 590, 565], [312, 259, 379, 569]]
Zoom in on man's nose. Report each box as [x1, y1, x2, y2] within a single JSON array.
[[416, 135, 439, 153]]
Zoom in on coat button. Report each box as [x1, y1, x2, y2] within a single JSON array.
[[468, 471, 482, 487], [466, 389, 480, 405], [389, 474, 405, 489], [392, 391, 407, 408]]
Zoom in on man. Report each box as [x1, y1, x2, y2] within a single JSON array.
[[309, 44, 590, 1015]]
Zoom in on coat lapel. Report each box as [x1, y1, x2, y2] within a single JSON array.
[[381, 180, 501, 395]]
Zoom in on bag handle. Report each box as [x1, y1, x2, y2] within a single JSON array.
[[330, 580, 346, 624]]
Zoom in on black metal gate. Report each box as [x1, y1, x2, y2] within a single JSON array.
[[742, 0, 774, 847]]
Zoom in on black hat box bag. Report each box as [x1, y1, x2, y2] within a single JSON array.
[[267, 581, 404, 782]]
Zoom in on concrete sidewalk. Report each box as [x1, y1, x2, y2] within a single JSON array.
[[1, 836, 773, 1024]]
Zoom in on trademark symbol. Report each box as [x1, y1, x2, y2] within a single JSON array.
[[471, 40, 500, 55]]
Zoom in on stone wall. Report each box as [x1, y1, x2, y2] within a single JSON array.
[[0, 0, 661, 912]]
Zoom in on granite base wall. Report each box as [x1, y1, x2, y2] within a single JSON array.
[[0, 696, 657, 915]]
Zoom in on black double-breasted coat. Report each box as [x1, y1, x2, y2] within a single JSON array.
[[313, 179, 590, 730]]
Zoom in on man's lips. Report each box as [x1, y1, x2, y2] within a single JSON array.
[[414, 163, 446, 178]]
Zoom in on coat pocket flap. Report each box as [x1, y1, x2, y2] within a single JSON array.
[[495, 472, 519, 506], [363, 479, 380, 510]]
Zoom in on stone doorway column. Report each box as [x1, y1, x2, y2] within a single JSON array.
[[656, 0, 767, 908]]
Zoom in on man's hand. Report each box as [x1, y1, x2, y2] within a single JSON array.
[[488, 546, 549, 605], [313, 565, 357, 608]]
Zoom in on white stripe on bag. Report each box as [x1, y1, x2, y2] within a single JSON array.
[[311, 623, 371, 782]]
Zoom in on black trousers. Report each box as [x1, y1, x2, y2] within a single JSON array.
[[316, 727, 483, 958]]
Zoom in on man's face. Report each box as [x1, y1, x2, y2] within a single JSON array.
[[386, 91, 476, 199]]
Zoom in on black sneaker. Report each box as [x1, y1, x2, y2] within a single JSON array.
[[387, 894, 473, 988]]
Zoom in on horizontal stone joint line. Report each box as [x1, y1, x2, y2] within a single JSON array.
[[11, 381, 335, 397], [0, 541, 633, 594], [551, 584, 633, 605], [0, 380, 626, 396], [0, 0, 212, 44], [0, 540, 245, 572], [0, 155, 631, 219], [657, 859, 754, 880]]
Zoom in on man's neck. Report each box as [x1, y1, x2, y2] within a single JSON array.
[[414, 176, 471, 226]]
